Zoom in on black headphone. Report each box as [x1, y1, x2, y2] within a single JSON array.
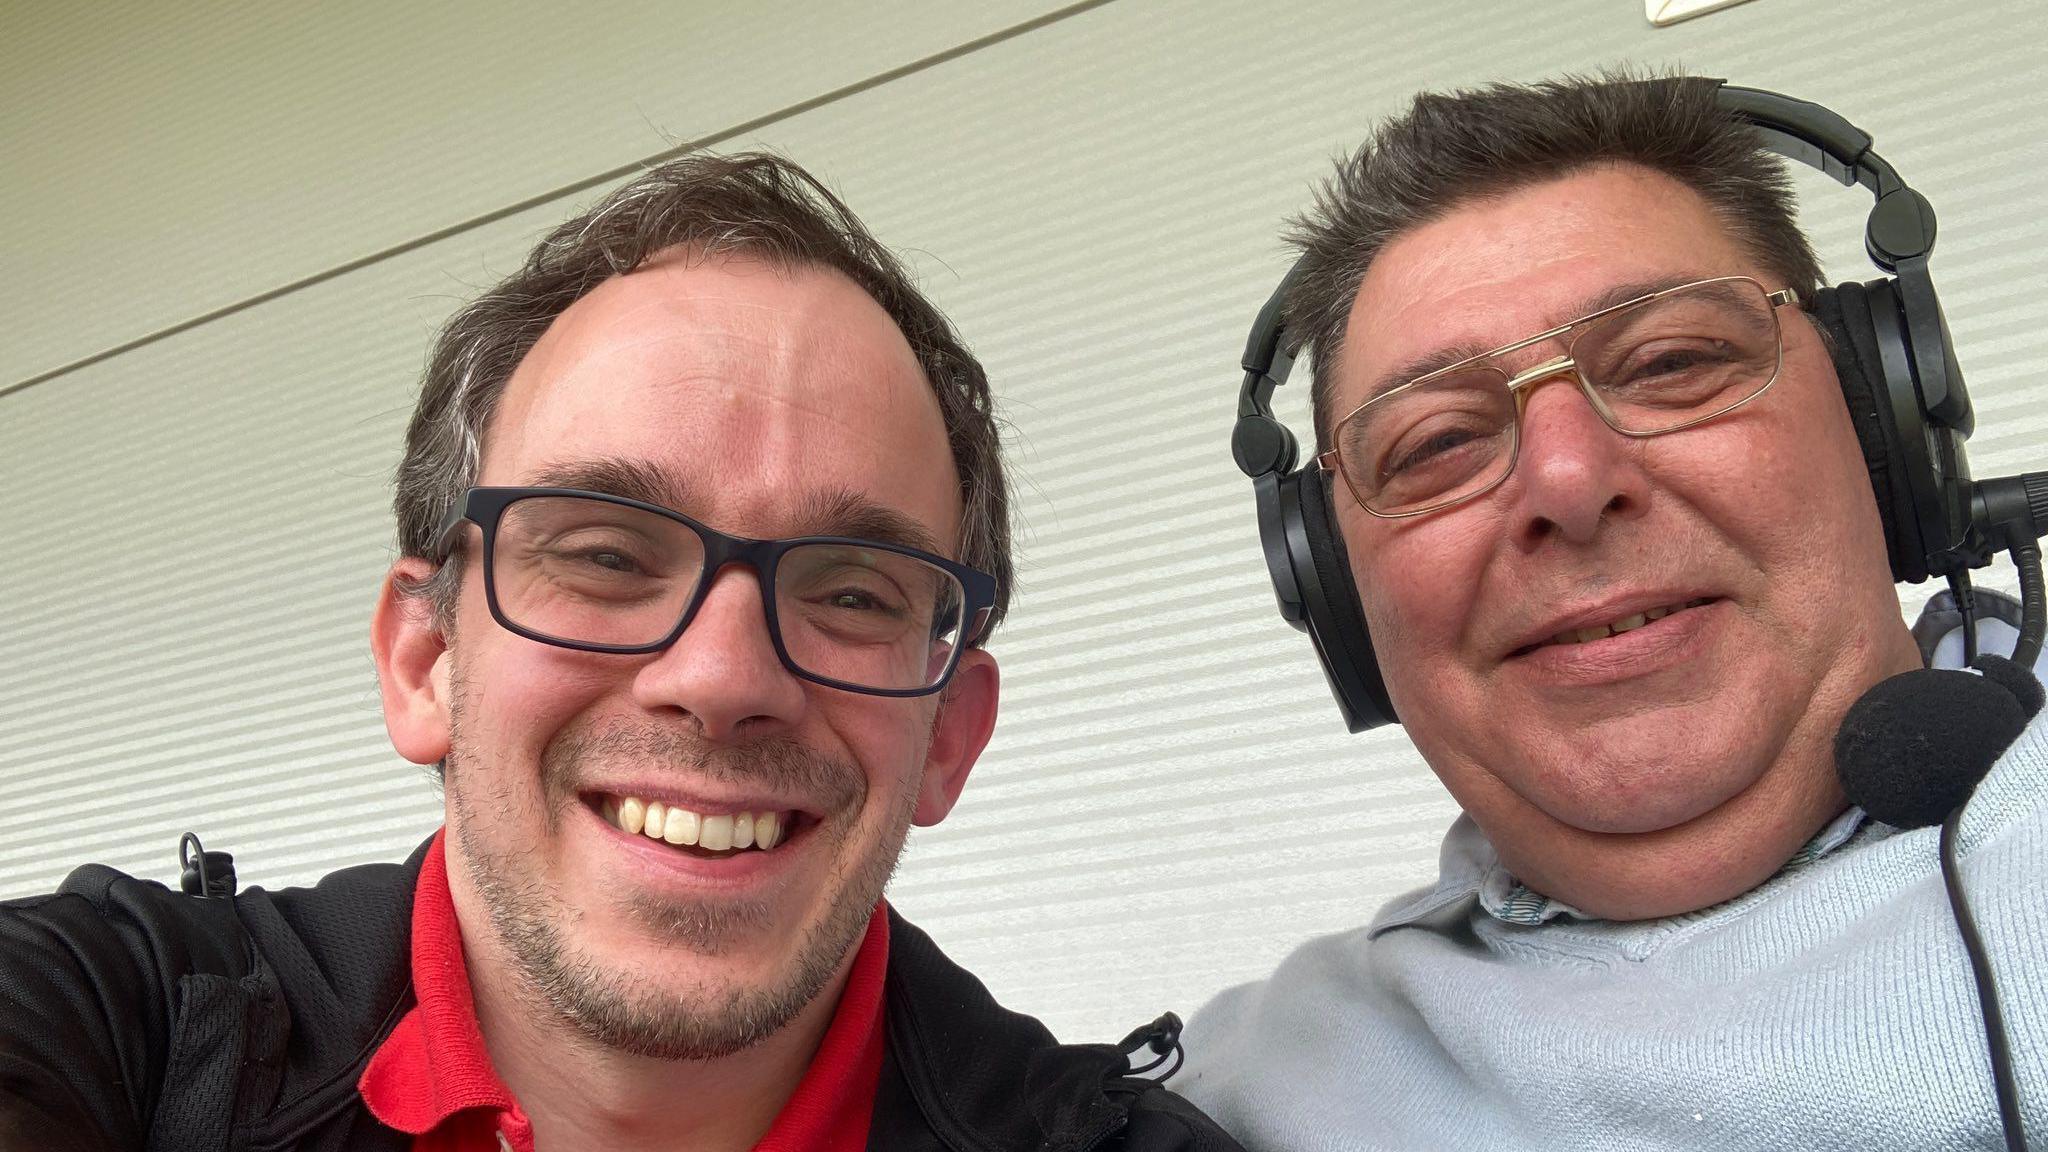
[[1231, 81, 1981, 733]]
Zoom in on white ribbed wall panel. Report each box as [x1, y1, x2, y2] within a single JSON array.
[[4, 0, 2045, 1041], [0, 0, 1075, 386]]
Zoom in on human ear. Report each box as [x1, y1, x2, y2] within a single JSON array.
[[912, 649, 999, 826], [370, 557, 453, 766]]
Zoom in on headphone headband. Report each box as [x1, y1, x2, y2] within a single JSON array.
[[1232, 264, 1304, 479], [1715, 82, 1935, 271], [1715, 85, 1887, 192]]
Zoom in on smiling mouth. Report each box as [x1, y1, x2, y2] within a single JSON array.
[[1515, 596, 1717, 656], [585, 793, 811, 860]]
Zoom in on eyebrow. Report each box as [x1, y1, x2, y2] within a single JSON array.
[[524, 460, 949, 556], [1359, 274, 1709, 403], [790, 490, 949, 557], [530, 458, 695, 511]]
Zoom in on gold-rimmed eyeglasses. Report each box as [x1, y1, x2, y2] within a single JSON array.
[[1318, 275, 1801, 519]]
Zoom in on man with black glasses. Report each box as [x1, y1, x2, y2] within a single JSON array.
[[1183, 74, 2047, 1149], [0, 154, 1236, 1152]]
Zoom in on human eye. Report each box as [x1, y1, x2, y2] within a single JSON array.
[[522, 525, 681, 602], [1340, 375, 1509, 510], [553, 534, 654, 575], [1381, 421, 1488, 479], [809, 569, 910, 618], [782, 541, 913, 606], [781, 546, 935, 644], [1366, 403, 1503, 504], [1622, 338, 1737, 378], [1604, 338, 1747, 405]]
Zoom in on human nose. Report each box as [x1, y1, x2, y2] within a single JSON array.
[[1499, 365, 1650, 547], [630, 564, 806, 740]]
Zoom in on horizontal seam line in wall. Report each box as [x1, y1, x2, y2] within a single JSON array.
[[0, 0, 1119, 403]]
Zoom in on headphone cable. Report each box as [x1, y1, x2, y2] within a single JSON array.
[[1940, 805, 2027, 1152], [1940, 538, 2043, 1152]]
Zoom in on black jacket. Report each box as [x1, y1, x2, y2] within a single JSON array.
[[0, 838, 1240, 1152]]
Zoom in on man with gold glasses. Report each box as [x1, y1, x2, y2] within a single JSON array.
[[1182, 74, 2047, 1150]]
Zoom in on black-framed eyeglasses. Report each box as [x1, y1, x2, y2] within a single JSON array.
[[434, 487, 998, 698], [1319, 275, 1802, 519]]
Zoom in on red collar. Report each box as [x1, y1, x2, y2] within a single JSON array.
[[359, 831, 890, 1152]]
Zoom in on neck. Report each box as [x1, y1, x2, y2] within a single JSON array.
[[456, 913, 859, 1152]]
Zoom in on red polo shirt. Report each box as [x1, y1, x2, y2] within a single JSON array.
[[359, 833, 889, 1152]]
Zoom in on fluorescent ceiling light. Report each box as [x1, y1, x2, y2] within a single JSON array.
[[1647, 0, 1759, 26]]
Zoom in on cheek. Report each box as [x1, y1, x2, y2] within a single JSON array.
[[824, 701, 935, 813], [1672, 380, 1883, 585], [452, 634, 622, 765], [1346, 511, 1497, 707], [1757, 350, 1872, 495]]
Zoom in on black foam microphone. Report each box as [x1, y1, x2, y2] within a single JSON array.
[[1833, 649, 2042, 1152], [1834, 654, 2044, 830]]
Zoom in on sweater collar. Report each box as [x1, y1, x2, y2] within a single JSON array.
[[1369, 802, 1884, 938], [1473, 806, 1871, 929]]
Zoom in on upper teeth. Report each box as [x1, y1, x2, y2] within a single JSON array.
[[600, 795, 789, 851], [1547, 598, 1710, 647]]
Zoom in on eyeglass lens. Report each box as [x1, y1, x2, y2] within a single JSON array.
[[487, 495, 967, 691], [1336, 278, 1783, 515]]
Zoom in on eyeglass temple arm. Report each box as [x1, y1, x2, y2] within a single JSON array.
[[430, 499, 471, 558], [962, 607, 995, 648]]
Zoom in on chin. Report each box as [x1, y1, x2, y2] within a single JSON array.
[[1508, 735, 1767, 837], [602, 946, 793, 1009], [1496, 760, 1842, 922]]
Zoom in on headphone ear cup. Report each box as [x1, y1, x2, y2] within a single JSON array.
[[1811, 280, 1915, 581], [1295, 468, 1371, 653], [1292, 467, 1396, 729]]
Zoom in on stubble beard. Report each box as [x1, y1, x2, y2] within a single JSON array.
[[444, 675, 918, 1060]]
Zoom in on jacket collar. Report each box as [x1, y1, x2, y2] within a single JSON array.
[[243, 835, 431, 1150], [875, 907, 1143, 1152], [256, 840, 1147, 1152]]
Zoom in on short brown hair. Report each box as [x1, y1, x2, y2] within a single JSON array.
[[1286, 70, 1825, 446], [393, 152, 1012, 634]]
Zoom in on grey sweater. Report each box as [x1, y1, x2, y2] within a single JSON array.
[[1181, 619, 2048, 1151]]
